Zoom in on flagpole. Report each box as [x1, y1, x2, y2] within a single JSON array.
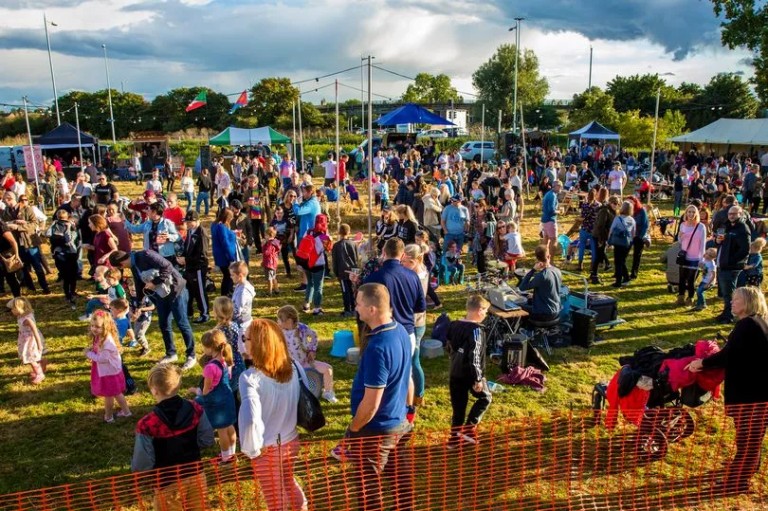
[[23, 97, 41, 203], [297, 87, 305, 172], [366, 55, 374, 245], [75, 102, 83, 172], [335, 79, 341, 222], [292, 101, 297, 158]]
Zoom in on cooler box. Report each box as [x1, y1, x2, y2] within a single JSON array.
[[568, 292, 618, 325], [571, 308, 597, 348]]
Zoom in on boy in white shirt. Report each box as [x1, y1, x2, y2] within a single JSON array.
[[694, 248, 718, 311], [504, 221, 525, 271]]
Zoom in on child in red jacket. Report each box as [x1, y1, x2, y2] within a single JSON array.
[[262, 226, 282, 295]]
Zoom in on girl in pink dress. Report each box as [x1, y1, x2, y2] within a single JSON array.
[[84, 311, 131, 422], [8, 297, 46, 384]]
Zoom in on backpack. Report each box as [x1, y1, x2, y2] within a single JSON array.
[[49, 221, 77, 256], [296, 232, 320, 270]]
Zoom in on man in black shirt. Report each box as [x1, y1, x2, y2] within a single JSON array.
[[93, 174, 118, 205], [178, 210, 210, 323], [446, 294, 492, 448]]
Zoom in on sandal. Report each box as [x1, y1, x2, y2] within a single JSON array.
[[104, 416, 115, 423]]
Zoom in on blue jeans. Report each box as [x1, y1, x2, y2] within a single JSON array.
[[696, 282, 712, 307], [183, 191, 194, 211], [578, 228, 593, 265], [673, 191, 683, 215], [413, 326, 426, 399], [305, 269, 324, 308], [152, 288, 196, 358], [282, 177, 292, 190], [443, 232, 465, 253], [20, 246, 49, 292], [241, 246, 250, 265], [717, 269, 741, 320], [195, 191, 210, 215], [85, 298, 104, 315]]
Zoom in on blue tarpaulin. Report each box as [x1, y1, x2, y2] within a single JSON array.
[[375, 103, 455, 126]]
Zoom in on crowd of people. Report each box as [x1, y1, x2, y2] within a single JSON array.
[[4, 137, 768, 508]]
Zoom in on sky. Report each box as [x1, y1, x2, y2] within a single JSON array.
[[0, 0, 755, 110]]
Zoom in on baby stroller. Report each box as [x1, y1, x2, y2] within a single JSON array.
[[592, 343, 721, 461]]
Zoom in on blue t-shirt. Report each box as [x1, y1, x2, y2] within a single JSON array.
[[363, 260, 426, 335], [350, 321, 411, 432], [541, 189, 558, 223], [441, 204, 468, 235], [114, 316, 131, 342]]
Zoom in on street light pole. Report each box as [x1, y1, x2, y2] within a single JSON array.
[[649, 87, 660, 206], [365, 55, 374, 244], [102, 44, 117, 145], [43, 13, 61, 126], [588, 46, 593, 89], [511, 17, 524, 132]]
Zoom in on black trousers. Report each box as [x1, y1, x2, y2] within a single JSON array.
[[250, 219, 264, 252], [613, 245, 631, 285], [590, 242, 608, 277], [185, 268, 210, 318], [727, 404, 768, 489], [339, 278, 355, 312], [219, 266, 234, 297], [281, 241, 294, 277], [678, 265, 699, 299], [0, 263, 21, 297], [449, 377, 492, 429], [55, 253, 79, 301], [630, 236, 645, 277]]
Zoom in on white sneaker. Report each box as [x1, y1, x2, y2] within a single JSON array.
[[159, 354, 178, 364], [181, 356, 197, 371], [78, 314, 91, 321], [322, 391, 339, 404]]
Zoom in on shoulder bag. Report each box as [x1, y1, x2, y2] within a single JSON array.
[[0, 251, 22, 273], [676, 223, 699, 266], [608, 217, 631, 248], [293, 361, 326, 432]]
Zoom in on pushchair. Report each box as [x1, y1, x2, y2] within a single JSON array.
[[592, 343, 721, 461]]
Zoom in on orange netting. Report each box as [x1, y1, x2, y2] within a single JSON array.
[[1, 403, 767, 511]]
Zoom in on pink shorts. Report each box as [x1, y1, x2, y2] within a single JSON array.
[[542, 221, 558, 239]]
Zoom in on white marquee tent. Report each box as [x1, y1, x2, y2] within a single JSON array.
[[669, 118, 768, 146]]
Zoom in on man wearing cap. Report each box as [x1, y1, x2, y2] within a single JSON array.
[[441, 194, 470, 252], [93, 174, 117, 205], [110, 250, 197, 369], [177, 210, 210, 323], [541, 180, 561, 259]]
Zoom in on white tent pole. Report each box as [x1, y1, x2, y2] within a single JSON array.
[[292, 101, 296, 157], [297, 88, 304, 170]]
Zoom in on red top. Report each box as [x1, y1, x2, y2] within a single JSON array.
[[338, 160, 346, 182], [2, 177, 15, 191], [93, 230, 116, 266], [163, 207, 185, 228]]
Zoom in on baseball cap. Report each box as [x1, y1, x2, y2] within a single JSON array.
[[230, 199, 243, 209], [143, 190, 155, 199], [451, 193, 462, 202], [185, 210, 199, 222]]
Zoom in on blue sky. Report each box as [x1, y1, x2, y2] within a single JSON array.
[[0, 0, 753, 108]]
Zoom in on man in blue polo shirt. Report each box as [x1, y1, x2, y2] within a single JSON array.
[[362, 238, 426, 347], [441, 194, 469, 252], [342, 282, 413, 511]]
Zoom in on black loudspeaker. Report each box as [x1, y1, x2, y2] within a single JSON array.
[[501, 335, 528, 374], [571, 308, 597, 348]]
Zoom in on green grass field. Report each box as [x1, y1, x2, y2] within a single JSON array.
[[0, 179, 745, 500]]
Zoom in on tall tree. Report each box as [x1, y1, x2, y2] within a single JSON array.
[[606, 74, 680, 116], [686, 72, 759, 129], [472, 44, 549, 121], [566, 87, 619, 131], [401, 73, 461, 103], [710, 0, 768, 105], [248, 77, 299, 127]]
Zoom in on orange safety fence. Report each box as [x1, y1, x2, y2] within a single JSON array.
[[2, 403, 768, 511]]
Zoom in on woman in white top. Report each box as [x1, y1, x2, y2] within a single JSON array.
[[145, 169, 163, 195], [676, 205, 707, 306], [214, 165, 231, 199], [239, 318, 308, 511], [180, 168, 195, 211]]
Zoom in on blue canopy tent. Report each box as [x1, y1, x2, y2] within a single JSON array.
[[568, 120, 620, 149], [375, 103, 456, 126]]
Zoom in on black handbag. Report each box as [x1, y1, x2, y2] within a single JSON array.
[[293, 362, 326, 432], [676, 223, 699, 266]]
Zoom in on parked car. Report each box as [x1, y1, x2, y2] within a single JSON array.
[[460, 141, 495, 162], [445, 127, 469, 137], [416, 129, 448, 139]]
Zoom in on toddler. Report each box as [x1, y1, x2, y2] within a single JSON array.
[[130, 294, 155, 357], [84, 311, 131, 422], [213, 296, 246, 395], [188, 330, 237, 462], [110, 298, 137, 348], [261, 226, 281, 296], [132, 363, 214, 511], [504, 221, 525, 272], [9, 297, 47, 384], [79, 265, 110, 321], [469, 181, 485, 202], [445, 240, 465, 285], [277, 305, 338, 403], [345, 180, 361, 210], [740, 238, 765, 287], [694, 247, 718, 311], [230, 261, 255, 341]]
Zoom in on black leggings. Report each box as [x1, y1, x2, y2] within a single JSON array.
[[590, 242, 608, 277], [678, 264, 699, 299], [55, 253, 79, 301], [281, 241, 294, 277]]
